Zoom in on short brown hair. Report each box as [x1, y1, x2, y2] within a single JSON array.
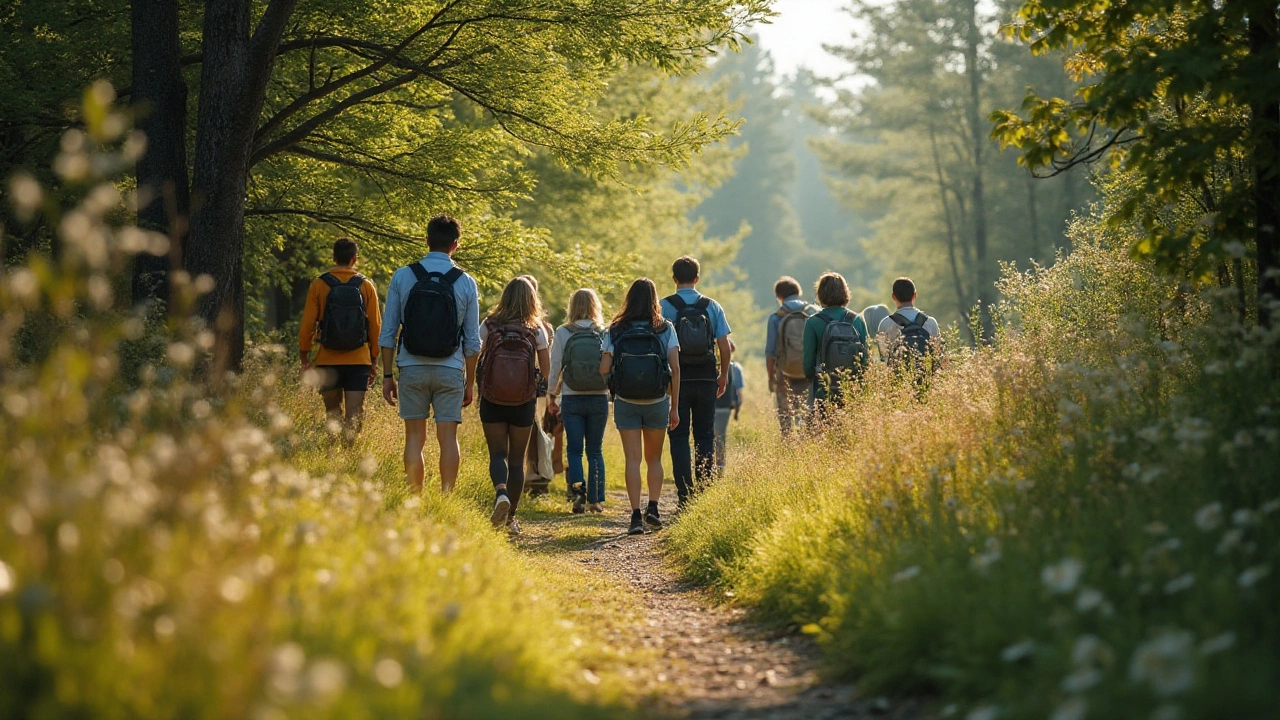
[[774, 276, 801, 299], [815, 272, 850, 308], [672, 256, 700, 284], [426, 215, 461, 251], [891, 277, 916, 303], [332, 237, 358, 265]]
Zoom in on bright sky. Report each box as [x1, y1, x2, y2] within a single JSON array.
[[751, 0, 860, 82]]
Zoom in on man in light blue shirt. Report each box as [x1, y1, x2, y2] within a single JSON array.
[[379, 215, 481, 494], [660, 256, 732, 506]]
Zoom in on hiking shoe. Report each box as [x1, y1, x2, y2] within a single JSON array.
[[627, 511, 645, 536], [490, 495, 511, 527], [644, 507, 663, 530], [588, 502, 603, 514], [507, 517, 522, 535], [571, 484, 586, 514]]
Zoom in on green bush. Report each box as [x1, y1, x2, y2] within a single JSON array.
[[667, 222, 1280, 719]]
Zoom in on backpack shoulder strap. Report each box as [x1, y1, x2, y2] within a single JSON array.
[[408, 263, 429, 282], [440, 267, 464, 285], [345, 273, 366, 288], [912, 312, 929, 327], [694, 297, 711, 312], [665, 294, 687, 311], [889, 312, 910, 328], [320, 272, 341, 288]]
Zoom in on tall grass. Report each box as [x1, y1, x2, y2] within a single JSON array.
[[669, 236, 1280, 719], [0, 103, 640, 719]]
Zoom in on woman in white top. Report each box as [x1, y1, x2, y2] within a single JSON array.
[[476, 277, 551, 534], [547, 289, 610, 514]]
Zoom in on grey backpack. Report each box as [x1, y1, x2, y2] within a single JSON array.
[[560, 325, 608, 392], [816, 309, 868, 376]]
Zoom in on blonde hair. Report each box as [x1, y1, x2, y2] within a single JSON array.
[[486, 277, 544, 327], [566, 288, 604, 326]]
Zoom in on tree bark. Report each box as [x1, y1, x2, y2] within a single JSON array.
[[186, 0, 299, 373], [1250, 0, 1279, 327], [130, 0, 190, 308], [964, 0, 993, 339]]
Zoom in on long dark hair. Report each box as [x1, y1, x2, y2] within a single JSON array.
[[610, 277, 664, 332]]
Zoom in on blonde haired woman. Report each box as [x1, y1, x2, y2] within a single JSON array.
[[548, 289, 610, 513], [477, 277, 551, 533]]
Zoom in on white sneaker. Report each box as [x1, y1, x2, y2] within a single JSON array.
[[491, 495, 511, 527]]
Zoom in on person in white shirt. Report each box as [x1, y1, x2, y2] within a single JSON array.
[[877, 277, 941, 370]]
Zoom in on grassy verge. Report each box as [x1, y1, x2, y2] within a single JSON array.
[[666, 241, 1280, 719]]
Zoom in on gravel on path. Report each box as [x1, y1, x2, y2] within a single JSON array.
[[515, 489, 924, 720]]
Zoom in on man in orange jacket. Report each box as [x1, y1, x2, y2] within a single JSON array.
[[299, 238, 382, 434]]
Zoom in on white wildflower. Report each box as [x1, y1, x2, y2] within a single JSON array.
[[1163, 574, 1195, 595], [1237, 565, 1270, 588], [1072, 635, 1114, 668], [1173, 417, 1212, 452], [893, 566, 920, 583], [1137, 425, 1163, 443], [1198, 632, 1235, 655], [1144, 522, 1168, 536], [1260, 499, 1280, 515], [1075, 587, 1105, 613], [1061, 668, 1102, 694], [1140, 466, 1164, 484], [1042, 557, 1085, 594], [1000, 639, 1036, 663], [1231, 509, 1258, 527], [306, 658, 347, 701], [0, 560, 13, 596], [1122, 462, 1142, 479], [1223, 241, 1246, 258], [374, 658, 404, 688], [1194, 503, 1223, 531], [1050, 697, 1088, 720], [219, 576, 248, 603], [1129, 630, 1196, 697], [1216, 528, 1244, 555], [966, 705, 999, 720]]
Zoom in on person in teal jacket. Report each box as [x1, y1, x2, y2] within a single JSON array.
[[802, 272, 868, 408]]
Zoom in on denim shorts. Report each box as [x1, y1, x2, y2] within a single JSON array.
[[613, 396, 671, 431], [397, 364, 465, 422]]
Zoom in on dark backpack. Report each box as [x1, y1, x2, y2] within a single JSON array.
[[609, 322, 671, 401], [561, 324, 608, 392], [479, 321, 539, 406], [889, 311, 934, 368], [666, 294, 717, 366], [400, 264, 464, 358], [318, 273, 368, 352], [816, 309, 868, 377]]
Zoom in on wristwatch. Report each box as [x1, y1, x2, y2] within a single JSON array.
[[383, 372, 394, 379]]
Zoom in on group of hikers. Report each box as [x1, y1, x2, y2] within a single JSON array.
[[298, 215, 939, 536]]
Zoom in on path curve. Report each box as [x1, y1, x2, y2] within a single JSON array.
[[517, 490, 924, 720]]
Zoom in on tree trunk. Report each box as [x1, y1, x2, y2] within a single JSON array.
[[1250, 0, 1279, 327], [964, 0, 993, 339], [130, 0, 190, 308], [929, 121, 973, 343], [185, 0, 298, 373]]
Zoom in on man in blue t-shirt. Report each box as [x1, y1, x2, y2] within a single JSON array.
[[661, 256, 732, 507]]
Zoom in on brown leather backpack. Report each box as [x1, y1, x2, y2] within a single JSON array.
[[478, 321, 539, 406]]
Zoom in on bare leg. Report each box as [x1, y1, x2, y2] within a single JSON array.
[[436, 421, 461, 493], [619, 429, 644, 510], [343, 390, 366, 434], [642, 427, 666, 506], [321, 389, 344, 425], [403, 419, 427, 493]]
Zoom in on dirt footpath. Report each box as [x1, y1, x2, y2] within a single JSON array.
[[517, 490, 924, 720]]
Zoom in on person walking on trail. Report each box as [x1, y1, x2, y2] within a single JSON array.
[[860, 303, 892, 360], [601, 278, 681, 536], [713, 342, 745, 474], [299, 237, 382, 437], [876, 277, 941, 378], [518, 274, 562, 499], [661, 256, 732, 508], [765, 276, 817, 437], [548, 289, 610, 515], [803, 272, 870, 416], [477, 277, 553, 534], [379, 215, 480, 495]]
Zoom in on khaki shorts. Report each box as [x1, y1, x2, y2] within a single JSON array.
[[398, 365, 465, 422]]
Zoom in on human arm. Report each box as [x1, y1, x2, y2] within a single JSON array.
[[364, 279, 382, 373], [378, 272, 403, 403], [298, 279, 322, 371], [381, 349, 397, 406], [547, 327, 566, 414], [764, 314, 779, 392], [803, 316, 821, 380], [716, 336, 732, 398], [463, 354, 478, 408]]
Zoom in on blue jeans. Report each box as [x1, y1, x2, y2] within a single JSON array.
[[670, 380, 718, 501], [561, 394, 608, 503]]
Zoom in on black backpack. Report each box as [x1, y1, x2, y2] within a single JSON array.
[[889, 311, 934, 367], [666, 294, 716, 366], [816, 309, 868, 376], [400, 264, 464, 358], [609, 322, 671, 401], [318, 273, 369, 352]]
